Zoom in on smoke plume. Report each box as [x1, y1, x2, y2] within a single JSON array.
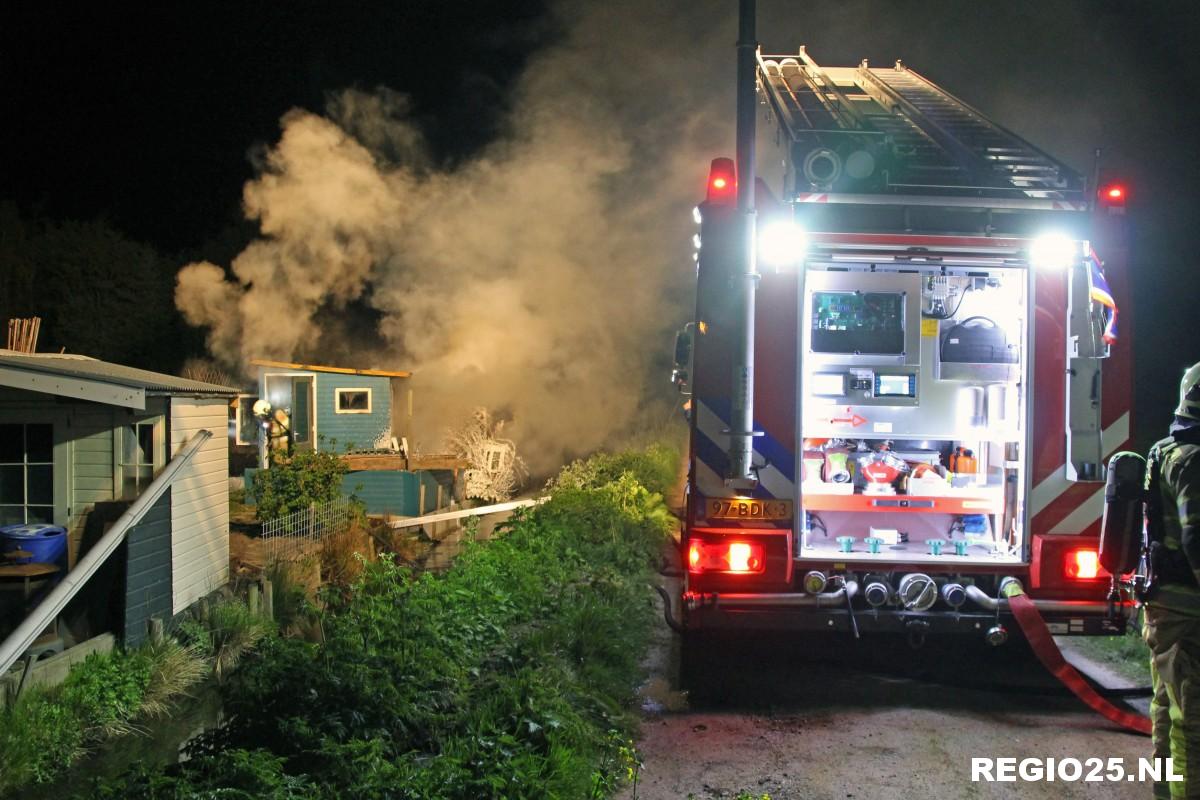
[[176, 2, 734, 472]]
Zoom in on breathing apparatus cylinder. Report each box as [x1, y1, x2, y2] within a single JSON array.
[[1099, 451, 1147, 576]]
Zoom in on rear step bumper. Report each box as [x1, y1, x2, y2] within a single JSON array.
[[684, 587, 1129, 636]]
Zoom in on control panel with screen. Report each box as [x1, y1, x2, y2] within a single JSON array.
[[811, 291, 906, 355], [874, 373, 917, 398]]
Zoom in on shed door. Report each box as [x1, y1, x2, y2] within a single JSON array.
[[291, 377, 314, 449]]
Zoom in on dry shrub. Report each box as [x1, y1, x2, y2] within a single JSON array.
[[319, 518, 376, 585], [384, 529, 429, 563], [229, 531, 266, 573]]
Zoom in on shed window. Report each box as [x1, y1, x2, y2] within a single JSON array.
[[0, 423, 54, 526], [120, 420, 160, 500], [335, 389, 372, 414], [234, 395, 259, 446]]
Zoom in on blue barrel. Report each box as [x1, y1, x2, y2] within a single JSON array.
[[0, 524, 68, 568]]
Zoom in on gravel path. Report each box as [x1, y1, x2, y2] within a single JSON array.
[[622, 602, 1155, 800]]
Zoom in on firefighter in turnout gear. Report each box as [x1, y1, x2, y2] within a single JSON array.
[[1144, 361, 1200, 798]]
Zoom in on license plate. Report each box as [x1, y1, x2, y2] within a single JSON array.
[[706, 498, 793, 521]]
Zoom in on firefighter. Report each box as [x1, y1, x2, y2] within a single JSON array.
[[1143, 361, 1200, 799]]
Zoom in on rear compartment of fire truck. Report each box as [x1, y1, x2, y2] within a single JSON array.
[[797, 259, 1030, 584]]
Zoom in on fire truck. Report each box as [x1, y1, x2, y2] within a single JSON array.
[[673, 29, 1134, 651]]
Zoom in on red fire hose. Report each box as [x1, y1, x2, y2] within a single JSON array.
[[1007, 591, 1151, 735]]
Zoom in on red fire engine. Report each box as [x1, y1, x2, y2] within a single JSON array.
[[673, 35, 1134, 652]]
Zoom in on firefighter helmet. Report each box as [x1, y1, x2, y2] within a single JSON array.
[[1176, 361, 1200, 420]]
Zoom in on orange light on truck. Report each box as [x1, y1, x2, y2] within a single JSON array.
[[687, 540, 764, 574], [1065, 548, 1102, 580]]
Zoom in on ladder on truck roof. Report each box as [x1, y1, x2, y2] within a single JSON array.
[[758, 49, 1085, 203]]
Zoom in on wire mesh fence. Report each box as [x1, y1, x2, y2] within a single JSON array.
[[259, 496, 353, 565]]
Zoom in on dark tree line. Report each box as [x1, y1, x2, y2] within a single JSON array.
[[0, 203, 217, 373]]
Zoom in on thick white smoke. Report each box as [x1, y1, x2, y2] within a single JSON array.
[[176, 2, 734, 471]]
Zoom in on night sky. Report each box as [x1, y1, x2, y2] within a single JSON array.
[[5, 1, 1200, 448]]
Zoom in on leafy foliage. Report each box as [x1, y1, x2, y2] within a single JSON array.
[[0, 642, 205, 796], [252, 447, 350, 521], [90, 445, 676, 799], [549, 440, 680, 497]]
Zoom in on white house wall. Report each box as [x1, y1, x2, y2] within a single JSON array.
[[169, 397, 229, 613]]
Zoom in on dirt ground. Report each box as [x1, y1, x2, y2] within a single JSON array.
[[622, 593, 1156, 800]]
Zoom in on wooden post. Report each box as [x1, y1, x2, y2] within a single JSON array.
[[15, 656, 35, 699], [262, 579, 274, 622], [149, 617, 164, 644], [248, 583, 260, 617], [435, 484, 443, 537]]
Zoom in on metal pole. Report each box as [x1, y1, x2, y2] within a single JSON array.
[[728, 0, 760, 487]]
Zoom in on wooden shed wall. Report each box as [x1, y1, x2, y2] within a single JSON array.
[[315, 373, 391, 451], [123, 491, 172, 647], [169, 398, 229, 613]]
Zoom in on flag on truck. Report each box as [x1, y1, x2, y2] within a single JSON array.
[[1087, 248, 1118, 345]]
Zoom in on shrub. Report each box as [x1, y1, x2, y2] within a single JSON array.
[[549, 440, 680, 496], [0, 641, 205, 795], [252, 447, 349, 521], [90, 444, 675, 799]]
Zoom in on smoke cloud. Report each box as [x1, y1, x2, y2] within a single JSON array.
[[179, 1, 1136, 470], [176, 1, 734, 472]]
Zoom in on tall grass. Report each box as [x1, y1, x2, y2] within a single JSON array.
[[177, 598, 272, 683]]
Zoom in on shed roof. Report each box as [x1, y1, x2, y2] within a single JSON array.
[[0, 350, 239, 410], [250, 358, 411, 378]]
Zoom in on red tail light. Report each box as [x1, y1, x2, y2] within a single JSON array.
[[688, 540, 764, 574], [1065, 548, 1104, 580], [1098, 182, 1127, 208], [706, 157, 736, 204]]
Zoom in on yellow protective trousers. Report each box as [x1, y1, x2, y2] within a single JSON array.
[[1144, 602, 1200, 799]]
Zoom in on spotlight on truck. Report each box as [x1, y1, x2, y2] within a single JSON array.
[[1029, 233, 1078, 270], [758, 220, 807, 269]]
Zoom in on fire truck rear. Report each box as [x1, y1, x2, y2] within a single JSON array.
[[672, 43, 1134, 649]]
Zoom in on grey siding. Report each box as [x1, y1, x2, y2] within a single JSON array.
[[315, 373, 391, 451], [124, 491, 172, 647]]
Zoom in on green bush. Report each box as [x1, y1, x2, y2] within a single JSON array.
[[549, 440, 680, 497], [252, 447, 349, 521], [0, 642, 205, 796], [91, 445, 674, 799]]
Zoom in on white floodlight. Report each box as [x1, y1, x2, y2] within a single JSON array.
[[1029, 233, 1078, 270], [692, 206, 703, 225], [758, 220, 807, 269]]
